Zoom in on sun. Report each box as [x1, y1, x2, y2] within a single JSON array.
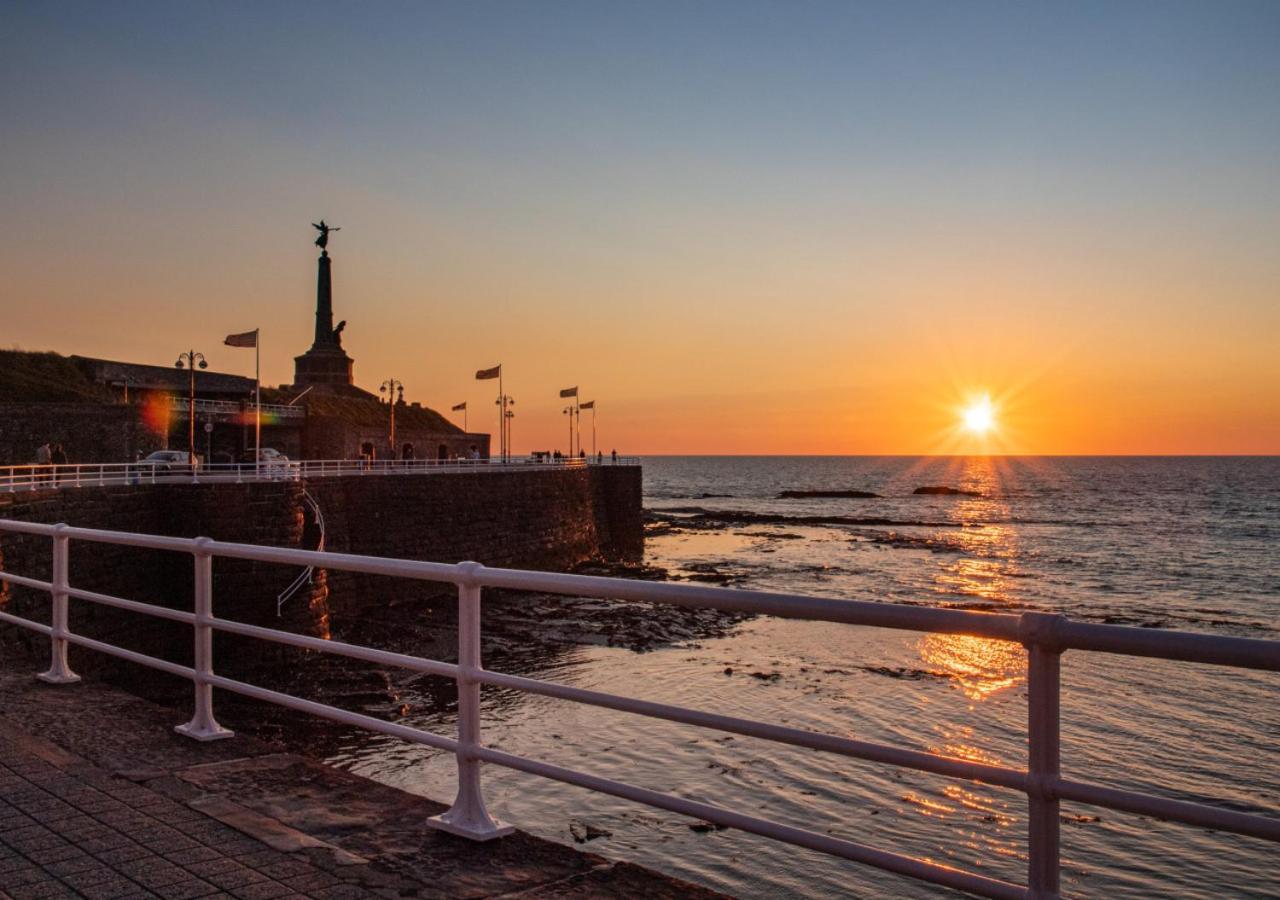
[[961, 395, 996, 435]]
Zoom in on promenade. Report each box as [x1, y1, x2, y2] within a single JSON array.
[[0, 458, 639, 494], [0, 661, 722, 900]]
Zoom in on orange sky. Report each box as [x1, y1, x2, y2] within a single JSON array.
[[3, 3, 1279, 455]]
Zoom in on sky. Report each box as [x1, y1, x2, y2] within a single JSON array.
[[2, 1, 1278, 454]]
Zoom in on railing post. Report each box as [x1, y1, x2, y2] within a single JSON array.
[[176, 538, 234, 741], [1021, 612, 1064, 899], [38, 524, 81, 685], [427, 562, 513, 840]]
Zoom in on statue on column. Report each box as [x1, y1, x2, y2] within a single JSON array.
[[313, 220, 341, 251]]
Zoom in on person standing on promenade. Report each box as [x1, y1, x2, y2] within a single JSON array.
[[35, 441, 52, 485], [50, 443, 67, 484], [611, 449, 617, 464]]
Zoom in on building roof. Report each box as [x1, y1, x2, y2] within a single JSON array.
[[72, 356, 255, 396]]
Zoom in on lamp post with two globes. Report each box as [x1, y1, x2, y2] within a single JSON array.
[[174, 350, 208, 467], [379, 379, 405, 459]]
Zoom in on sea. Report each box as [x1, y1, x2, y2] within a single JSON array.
[[325, 456, 1280, 899]]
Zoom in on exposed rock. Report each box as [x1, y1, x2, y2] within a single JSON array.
[[735, 531, 804, 540], [649, 510, 963, 530], [569, 819, 613, 843], [778, 490, 880, 499], [913, 486, 981, 496], [688, 821, 729, 833]]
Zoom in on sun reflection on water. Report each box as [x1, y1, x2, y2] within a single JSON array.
[[919, 633, 1025, 701]]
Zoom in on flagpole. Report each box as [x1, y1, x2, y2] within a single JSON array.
[[254, 330, 261, 473], [499, 368, 505, 461]]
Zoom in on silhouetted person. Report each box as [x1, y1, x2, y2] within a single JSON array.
[[51, 443, 67, 482], [35, 441, 51, 485], [611, 449, 617, 464]]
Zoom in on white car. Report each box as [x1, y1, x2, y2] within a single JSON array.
[[139, 450, 197, 472], [255, 448, 298, 479]]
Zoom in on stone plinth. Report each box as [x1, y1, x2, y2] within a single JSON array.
[[293, 346, 354, 386], [294, 250, 355, 387]]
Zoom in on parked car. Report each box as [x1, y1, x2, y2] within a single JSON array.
[[252, 448, 299, 479], [138, 450, 197, 472]]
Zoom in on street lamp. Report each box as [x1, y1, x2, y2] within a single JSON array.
[[174, 350, 208, 466], [504, 407, 515, 459], [494, 394, 514, 461], [562, 406, 574, 457], [379, 379, 405, 458]]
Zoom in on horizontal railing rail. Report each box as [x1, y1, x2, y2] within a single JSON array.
[[0, 455, 640, 493], [0, 519, 1275, 899]]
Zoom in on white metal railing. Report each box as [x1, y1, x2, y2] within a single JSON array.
[[0, 456, 639, 493], [0, 519, 1275, 899]]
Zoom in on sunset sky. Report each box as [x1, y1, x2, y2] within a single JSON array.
[[3, 1, 1278, 454]]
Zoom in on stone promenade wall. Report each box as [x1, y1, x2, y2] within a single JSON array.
[[0, 466, 643, 671], [0, 402, 166, 466], [307, 465, 641, 567]]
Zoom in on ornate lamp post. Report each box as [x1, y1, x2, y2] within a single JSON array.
[[493, 393, 514, 461], [379, 378, 405, 458], [174, 350, 208, 466], [504, 407, 515, 459]]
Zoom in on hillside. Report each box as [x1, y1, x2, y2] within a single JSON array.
[[260, 387, 463, 434], [0, 350, 115, 403]]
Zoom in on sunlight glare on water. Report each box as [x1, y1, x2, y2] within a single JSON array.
[[324, 456, 1279, 899]]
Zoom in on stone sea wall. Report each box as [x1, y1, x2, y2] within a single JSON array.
[[0, 402, 167, 466], [0, 466, 642, 673]]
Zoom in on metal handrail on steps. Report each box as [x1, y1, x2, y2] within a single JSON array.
[[275, 489, 326, 616], [0, 518, 1275, 899]]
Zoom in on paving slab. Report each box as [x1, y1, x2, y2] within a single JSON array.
[[0, 663, 726, 899]]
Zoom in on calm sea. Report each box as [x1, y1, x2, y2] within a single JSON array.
[[328, 456, 1280, 898]]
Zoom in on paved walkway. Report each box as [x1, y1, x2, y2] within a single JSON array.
[[0, 730, 371, 900], [0, 663, 725, 900]]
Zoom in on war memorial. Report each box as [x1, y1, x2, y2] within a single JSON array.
[[0, 224, 491, 466]]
